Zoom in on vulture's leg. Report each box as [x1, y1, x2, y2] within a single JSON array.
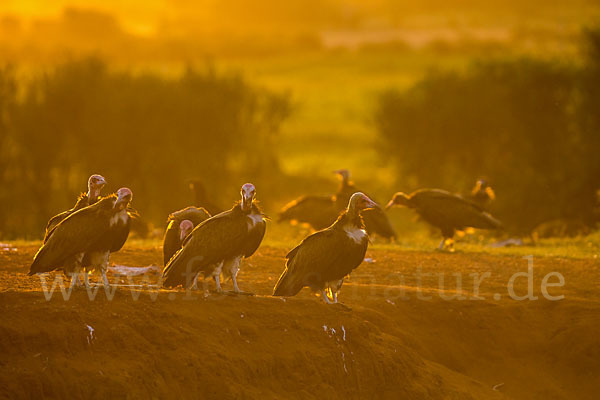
[[322, 290, 334, 304], [226, 256, 250, 294], [83, 272, 91, 289], [100, 252, 111, 288], [214, 274, 223, 293], [69, 273, 79, 288], [332, 291, 338, 303], [191, 274, 199, 290], [212, 261, 224, 293], [438, 238, 446, 250]]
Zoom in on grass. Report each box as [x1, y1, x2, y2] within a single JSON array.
[[7, 226, 599, 261]]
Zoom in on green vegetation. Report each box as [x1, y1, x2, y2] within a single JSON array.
[[0, 59, 290, 238], [374, 29, 600, 233]]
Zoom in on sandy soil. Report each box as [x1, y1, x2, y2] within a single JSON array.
[[0, 243, 598, 399]]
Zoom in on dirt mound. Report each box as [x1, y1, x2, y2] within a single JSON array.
[[0, 243, 598, 399]]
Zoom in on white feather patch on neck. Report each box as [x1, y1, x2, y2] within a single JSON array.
[[247, 212, 263, 230], [344, 225, 367, 244], [110, 209, 129, 226]]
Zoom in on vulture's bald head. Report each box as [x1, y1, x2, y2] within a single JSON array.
[[88, 174, 106, 200], [115, 187, 133, 209], [179, 220, 194, 241], [241, 183, 256, 211]]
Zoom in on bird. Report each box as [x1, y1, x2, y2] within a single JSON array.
[[162, 183, 266, 294], [44, 174, 106, 242], [189, 180, 223, 216], [29, 188, 133, 288], [386, 189, 502, 250], [333, 169, 396, 240], [162, 206, 211, 266], [468, 179, 495, 210], [277, 195, 338, 231], [80, 188, 134, 288], [273, 192, 376, 304]]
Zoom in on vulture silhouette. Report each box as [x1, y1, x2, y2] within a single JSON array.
[[162, 206, 211, 266], [387, 189, 502, 250], [273, 192, 376, 304]]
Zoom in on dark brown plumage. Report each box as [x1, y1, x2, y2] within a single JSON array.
[[334, 169, 396, 240], [273, 192, 376, 304], [386, 189, 502, 250], [277, 195, 338, 230], [29, 188, 133, 287], [163, 183, 266, 294], [44, 174, 106, 242], [468, 179, 495, 210], [162, 206, 211, 265]]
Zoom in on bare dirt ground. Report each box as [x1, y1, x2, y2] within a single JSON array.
[[0, 242, 598, 399]]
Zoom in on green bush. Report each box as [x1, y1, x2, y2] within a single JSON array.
[[0, 58, 290, 238], [375, 29, 600, 233]]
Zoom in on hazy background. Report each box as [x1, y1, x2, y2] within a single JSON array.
[[1, 0, 600, 238]]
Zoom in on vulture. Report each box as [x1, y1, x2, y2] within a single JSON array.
[[44, 174, 106, 242], [386, 189, 502, 250], [29, 188, 133, 288], [189, 180, 223, 216], [468, 179, 495, 210], [162, 206, 211, 265], [273, 192, 376, 304], [81, 188, 134, 287], [333, 169, 396, 240], [163, 183, 266, 294], [277, 195, 338, 231]]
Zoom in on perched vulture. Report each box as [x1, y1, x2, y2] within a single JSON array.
[[468, 179, 495, 210], [273, 192, 376, 304], [162, 206, 211, 265], [333, 169, 396, 240], [44, 174, 106, 242], [277, 195, 338, 231], [81, 188, 134, 287], [189, 180, 223, 216], [163, 183, 266, 294], [29, 188, 133, 288], [386, 189, 502, 250]]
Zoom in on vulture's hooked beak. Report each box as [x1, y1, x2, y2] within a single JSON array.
[[364, 197, 378, 210]]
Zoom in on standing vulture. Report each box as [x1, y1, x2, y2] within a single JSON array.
[[44, 174, 106, 242], [29, 188, 133, 288], [468, 179, 495, 210], [189, 180, 223, 216], [278, 195, 338, 231], [386, 189, 502, 250], [81, 188, 134, 287], [333, 169, 396, 240], [163, 183, 266, 294], [162, 206, 211, 265], [273, 192, 376, 304]]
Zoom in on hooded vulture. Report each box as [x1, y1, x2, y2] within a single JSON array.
[[334, 169, 396, 240], [44, 174, 106, 242], [277, 195, 338, 231], [29, 188, 133, 288], [468, 179, 495, 210], [162, 206, 211, 266], [81, 188, 134, 287], [273, 192, 376, 304], [386, 189, 502, 250], [189, 180, 223, 216], [162, 183, 266, 294]]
